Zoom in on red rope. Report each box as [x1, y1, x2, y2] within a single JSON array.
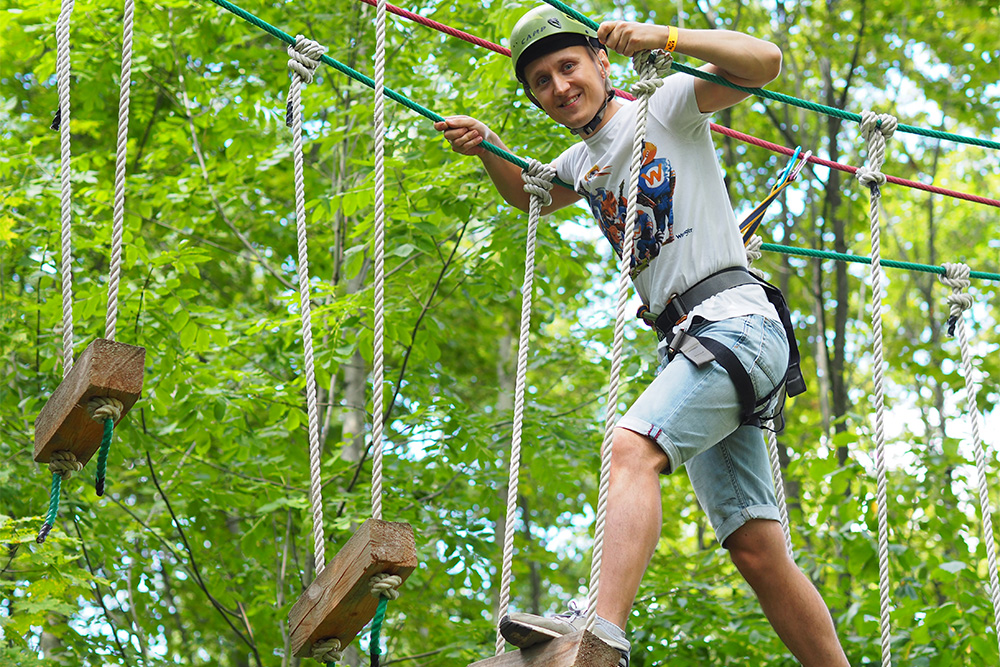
[[359, 0, 510, 56], [364, 0, 998, 209], [711, 124, 999, 208]]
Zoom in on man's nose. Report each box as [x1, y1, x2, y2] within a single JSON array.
[[552, 73, 571, 95]]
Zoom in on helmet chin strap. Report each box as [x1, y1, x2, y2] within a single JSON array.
[[568, 89, 615, 137]]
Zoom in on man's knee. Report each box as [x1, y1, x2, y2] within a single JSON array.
[[611, 427, 670, 475], [725, 519, 790, 583]]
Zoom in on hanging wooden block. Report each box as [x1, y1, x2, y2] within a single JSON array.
[[34, 338, 145, 466], [288, 518, 417, 658], [468, 630, 621, 667]]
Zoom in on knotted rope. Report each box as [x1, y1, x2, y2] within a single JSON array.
[[36, 451, 84, 544], [105, 0, 136, 342], [310, 637, 343, 664], [856, 109, 897, 667], [89, 397, 123, 496], [368, 574, 401, 667], [371, 0, 389, 522], [55, 0, 76, 374], [585, 49, 673, 631], [745, 236, 793, 558], [495, 159, 555, 655], [286, 34, 328, 577], [939, 262, 1000, 646]]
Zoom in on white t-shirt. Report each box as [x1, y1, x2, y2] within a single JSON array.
[[553, 74, 777, 335]]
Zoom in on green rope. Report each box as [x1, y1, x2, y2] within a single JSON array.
[[540, 0, 1000, 151], [761, 243, 1000, 282], [95, 417, 114, 496], [202, 0, 572, 189], [369, 596, 390, 667], [36, 473, 62, 543]]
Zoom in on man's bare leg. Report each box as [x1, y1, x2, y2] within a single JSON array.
[[726, 519, 850, 667], [594, 427, 671, 629]]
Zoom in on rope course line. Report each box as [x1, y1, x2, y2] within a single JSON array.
[[285, 35, 328, 581], [495, 159, 556, 656], [371, 0, 388, 522], [586, 48, 674, 632], [745, 235, 793, 558], [539, 0, 1000, 151], [55, 0, 75, 374], [105, 0, 136, 342], [939, 263, 1000, 648], [856, 108, 898, 667], [759, 244, 1000, 282]]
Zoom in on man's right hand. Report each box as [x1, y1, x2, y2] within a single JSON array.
[[434, 116, 495, 157]]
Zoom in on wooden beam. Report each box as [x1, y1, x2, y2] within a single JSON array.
[[288, 519, 417, 658], [468, 630, 621, 667], [34, 338, 145, 465]]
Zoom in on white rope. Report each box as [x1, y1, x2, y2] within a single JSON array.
[[371, 0, 388, 522], [745, 235, 793, 558], [585, 50, 673, 631], [105, 0, 135, 342], [940, 262, 1000, 645], [856, 109, 897, 667], [55, 0, 76, 375], [49, 450, 83, 481], [286, 34, 328, 575], [494, 159, 555, 656], [370, 572, 403, 600]]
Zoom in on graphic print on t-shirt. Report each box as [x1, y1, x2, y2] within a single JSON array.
[[581, 142, 676, 278]]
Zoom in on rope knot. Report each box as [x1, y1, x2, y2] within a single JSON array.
[[370, 573, 403, 600], [940, 262, 973, 336], [88, 396, 123, 423], [630, 50, 673, 97], [521, 159, 556, 207], [311, 637, 343, 663], [745, 234, 765, 279], [855, 110, 898, 191], [286, 35, 327, 127], [49, 450, 83, 481]]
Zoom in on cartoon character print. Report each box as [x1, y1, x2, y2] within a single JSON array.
[[581, 145, 677, 277], [636, 141, 676, 244]]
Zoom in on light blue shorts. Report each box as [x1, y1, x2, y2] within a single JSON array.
[[617, 315, 789, 546]]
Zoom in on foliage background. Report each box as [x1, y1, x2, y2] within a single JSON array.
[[1, 0, 999, 665]]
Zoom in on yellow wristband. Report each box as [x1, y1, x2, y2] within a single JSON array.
[[664, 25, 678, 52]]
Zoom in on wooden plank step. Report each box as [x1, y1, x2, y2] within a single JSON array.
[[34, 338, 145, 465], [288, 518, 417, 658], [468, 630, 621, 667]]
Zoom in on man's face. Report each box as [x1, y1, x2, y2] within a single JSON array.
[[523, 45, 609, 129]]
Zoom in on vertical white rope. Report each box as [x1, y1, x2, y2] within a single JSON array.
[[940, 262, 1000, 645], [104, 0, 135, 340], [745, 235, 793, 558], [370, 0, 388, 522], [494, 160, 555, 656], [104, 0, 135, 342], [286, 35, 327, 576], [55, 0, 76, 375], [856, 109, 897, 667], [585, 50, 673, 631]]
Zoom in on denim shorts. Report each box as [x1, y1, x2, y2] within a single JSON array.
[[617, 314, 789, 546]]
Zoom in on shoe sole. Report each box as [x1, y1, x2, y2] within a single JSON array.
[[498, 616, 565, 648]]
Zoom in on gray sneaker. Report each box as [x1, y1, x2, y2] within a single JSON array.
[[499, 603, 630, 667]]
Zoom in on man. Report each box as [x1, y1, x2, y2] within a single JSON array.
[[435, 6, 849, 666]]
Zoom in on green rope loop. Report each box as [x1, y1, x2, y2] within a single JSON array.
[[369, 596, 390, 667], [95, 417, 114, 496], [539, 0, 999, 150], [36, 473, 62, 543]]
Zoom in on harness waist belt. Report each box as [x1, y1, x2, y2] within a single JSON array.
[[657, 267, 759, 333]]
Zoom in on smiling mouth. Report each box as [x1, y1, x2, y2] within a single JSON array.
[[560, 94, 581, 108]]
